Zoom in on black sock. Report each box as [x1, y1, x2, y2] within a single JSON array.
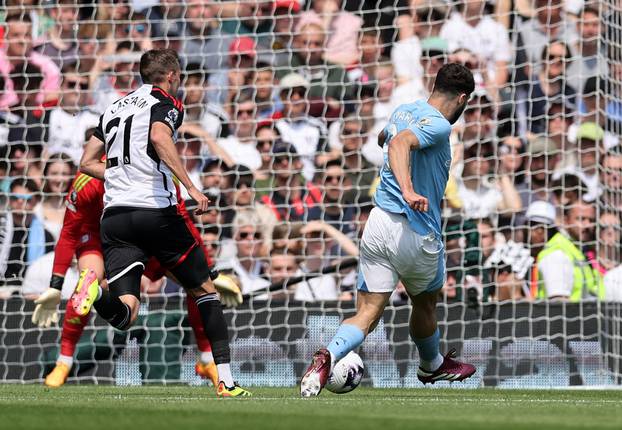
[[94, 289, 131, 330], [195, 293, 231, 364]]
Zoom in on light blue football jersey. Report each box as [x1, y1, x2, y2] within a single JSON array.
[[374, 99, 452, 239]]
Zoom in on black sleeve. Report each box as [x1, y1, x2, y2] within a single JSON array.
[[93, 114, 105, 142], [151, 101, 183, 133]]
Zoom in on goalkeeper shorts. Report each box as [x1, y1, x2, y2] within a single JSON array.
[[357, 207, 445, 296]]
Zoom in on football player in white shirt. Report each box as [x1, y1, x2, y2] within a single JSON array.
[[77, 49, 250, 397]]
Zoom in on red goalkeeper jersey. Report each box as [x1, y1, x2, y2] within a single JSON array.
[[52, 173, 211, 277]]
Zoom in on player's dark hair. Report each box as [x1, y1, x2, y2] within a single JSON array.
[[432, 63, 475, 97], [140, 49, 180, 84]]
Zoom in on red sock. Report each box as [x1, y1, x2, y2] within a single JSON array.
[[60, 300, 91, 357], [186, 295, 212, 353]]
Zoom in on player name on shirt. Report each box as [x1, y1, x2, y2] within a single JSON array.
[[109, 95, 149, 115], [94, 84, 184, 211]]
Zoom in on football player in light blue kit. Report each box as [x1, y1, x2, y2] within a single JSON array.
[[301, 64, 476, 396]]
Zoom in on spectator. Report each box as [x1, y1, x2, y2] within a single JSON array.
[[92, 41, 141, 114], [1, 179, 55, 289], [440, 0, 511, 93], [21, 251, 79, 300], [566, 6, 608, 97], [555, 122, 605, 202], [348, 28, 385, 84], [225, 36, 258, 107], [4, 63, 46, 149], [325, 114, 378, 204], [252, 62, 278, 119], [551, 173, 589, 225], [518, 137, 560, 209], [269, 0, 302, 66], [40, 64, 100, 164], [177, 132, 204, 200], [516, 40, 576, 136], [497, 135, 527, 190], [600, 151, 622, 212], [220, 164, 277, 255], [457, 89, 495, 147], [275, 73, 327, 181], [267, 246, 340, 302], [546, 99, 576, 170], [37, 0, 80, 68], [181, 64, 230, 139], [254, 123, 281, 185], [534, 200, 603, 301], [484, 240, 533, 301], [296, 0, 363, 66], [587, 211, 621, 276], [524, 200, 556, 297], [514, 0, 578, 81], [0, 13, 61, 109], [200, 158, 227, 196], [216, 210, 270, 295], [211, 90, 261, 171], [219, 0, 272, 43], [455, 140, 522, 219], [143, 0, 186, 40], [2, 143, 43, 189], [478, 218, 497, 264], [258, 141, 321, 221], [571, 77, 621, 150], [392, 0, 448, 85], [277, 22, 351, 108], [36, 153, 75, 240], [308, 160, 355, 235], [391, 37, 447, 107]]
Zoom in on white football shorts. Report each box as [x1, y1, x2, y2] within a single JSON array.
[[358, 207, 445, 296]]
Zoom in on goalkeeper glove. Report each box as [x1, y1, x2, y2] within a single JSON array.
[[32, 288, 62, 328], [213, 274, 243, 308]]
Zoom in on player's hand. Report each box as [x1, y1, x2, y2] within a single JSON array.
[[213, 274, 243, 308], [32, 288, 62, 328], [188, 186, 210, 215], [402, 190, 428, 212]]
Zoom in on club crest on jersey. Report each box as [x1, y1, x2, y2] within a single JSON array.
[[166, 109, 178, 128], [416, 118, 431, 129]]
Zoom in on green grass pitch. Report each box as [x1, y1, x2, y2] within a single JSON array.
[[1, 385, 621, 430]]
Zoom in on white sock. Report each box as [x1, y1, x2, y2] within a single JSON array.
[[420, 353, 444, 372], [57, 354, 73, 368], [216, 363, 234, 386], [200, 351, 214, 364]]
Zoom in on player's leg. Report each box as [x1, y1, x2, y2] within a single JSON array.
[[401, 242, 476, 384], [46, 252, 104, 388], [169, 247, 250, 397], [186, 295, 218, 386], [301, 208, 398, 397], [151, 209, 249, 397]]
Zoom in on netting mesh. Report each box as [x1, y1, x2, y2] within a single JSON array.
[[0, 0, 622, 387]]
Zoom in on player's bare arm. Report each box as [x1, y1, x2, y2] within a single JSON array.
[[80, 135, 106, 180], [387, 129, 428, 212], [150, 122, 209, 214]]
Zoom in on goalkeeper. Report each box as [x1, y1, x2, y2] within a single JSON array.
[[32, 171, 242, 389]]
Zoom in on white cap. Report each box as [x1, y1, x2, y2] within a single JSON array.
[[525, 201, 556, 225], [279, 73, 310, 90]]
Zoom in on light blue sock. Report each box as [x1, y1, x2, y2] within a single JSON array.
[[413, 328, 443, 371], [326, 324, 365, 362]]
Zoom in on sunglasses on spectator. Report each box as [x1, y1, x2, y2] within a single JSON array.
[[238, 231, 262, 240], [256, 139, 274, 148], [281, 87, 306, 98], [125, 24, 146, 34], [547, 54, 566, 64], [274, 155, 291, 164], [325, 175, 341, 183], [64, 80, 89, 90], [9, 193, 34, 201]]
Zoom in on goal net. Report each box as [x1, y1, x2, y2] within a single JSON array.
[[1, 0, 621, 388]]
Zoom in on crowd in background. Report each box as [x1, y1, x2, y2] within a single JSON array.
[[1, 0, 621, 305]]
